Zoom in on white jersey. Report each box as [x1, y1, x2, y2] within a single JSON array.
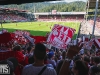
[[22, 64, 57, 75]]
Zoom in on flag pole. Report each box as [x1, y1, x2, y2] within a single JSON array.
[[92, 0, 99, 38]]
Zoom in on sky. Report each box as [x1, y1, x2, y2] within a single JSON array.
[[49, 0, 87, 3], [63, 0, 87, 2]]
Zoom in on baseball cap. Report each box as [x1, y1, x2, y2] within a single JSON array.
[[48, 51, 54, 59]]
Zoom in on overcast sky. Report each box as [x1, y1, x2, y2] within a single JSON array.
[[49, 0, 87, 3], [63, 0, 87, 2]]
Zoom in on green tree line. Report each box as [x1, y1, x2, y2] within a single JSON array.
[[1, 1, 86, 12]]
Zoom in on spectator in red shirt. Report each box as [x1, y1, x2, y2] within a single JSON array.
[[12, 45, 28, 65]]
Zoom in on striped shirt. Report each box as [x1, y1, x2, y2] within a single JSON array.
[[47, 59, 56, 68], [22, 64, 57, 75]]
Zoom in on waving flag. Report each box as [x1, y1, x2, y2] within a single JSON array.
[[94, 39, 100, 48], [47, 24, 76, 49]]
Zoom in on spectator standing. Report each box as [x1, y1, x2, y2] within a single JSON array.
[[22, 43, 57, 75]]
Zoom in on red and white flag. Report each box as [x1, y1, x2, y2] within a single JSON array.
[[47, 24, 76, 49], [94, 39, 100, 48]]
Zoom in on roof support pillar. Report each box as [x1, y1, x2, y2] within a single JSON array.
[[92, 0, 99, 38]]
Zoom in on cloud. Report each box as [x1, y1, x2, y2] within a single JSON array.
[[48, 0, 87, 3], [63, 0, 87, 2]]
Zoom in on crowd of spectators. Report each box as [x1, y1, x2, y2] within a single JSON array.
[[0, 30, 100, 75], [38, 15, 84, 22], [0, 13, 28, 22], [88, 17, 100, 32]]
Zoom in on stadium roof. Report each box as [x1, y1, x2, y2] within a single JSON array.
[[0, 0, 56, 5], [87, 0, 100, 9], [34, 12, 86, 15]]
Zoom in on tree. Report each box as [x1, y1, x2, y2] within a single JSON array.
[[2, 1, 86, 12]]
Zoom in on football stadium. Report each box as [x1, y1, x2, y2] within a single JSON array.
[[0, 8, 84, 39], [0, 0, 100, 75]]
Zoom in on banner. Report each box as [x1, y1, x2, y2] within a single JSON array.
[[94, 39, 100, 48], [47, 24, 76, 49], [52, 10, 57, 14], [23, 34, 35, 45], [82, 39, 94, 50]]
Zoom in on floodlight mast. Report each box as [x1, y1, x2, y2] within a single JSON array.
[[92, 0, 99, 38]]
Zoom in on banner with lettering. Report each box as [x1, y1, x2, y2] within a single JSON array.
[[47, 24, 76, 49]]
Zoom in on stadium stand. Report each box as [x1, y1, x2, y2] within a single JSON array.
[[0, 13, 27, 22], [79, 19, 100, 39], [35, 12, 85, 22], [79, 0, 100, 38], [0, 8, 34, 22], [88, 17, 100, 29], [0, 0, 100, 75]]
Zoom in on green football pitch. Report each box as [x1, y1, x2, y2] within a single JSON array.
[[0, 21, 80, 39]]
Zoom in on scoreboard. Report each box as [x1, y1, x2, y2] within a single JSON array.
[[52, 10, 57, 14]]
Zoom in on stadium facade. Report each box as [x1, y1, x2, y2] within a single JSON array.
[[34, 12, 86, 22]]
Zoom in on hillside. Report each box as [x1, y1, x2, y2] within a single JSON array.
[[0, 1, 86, 12]]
